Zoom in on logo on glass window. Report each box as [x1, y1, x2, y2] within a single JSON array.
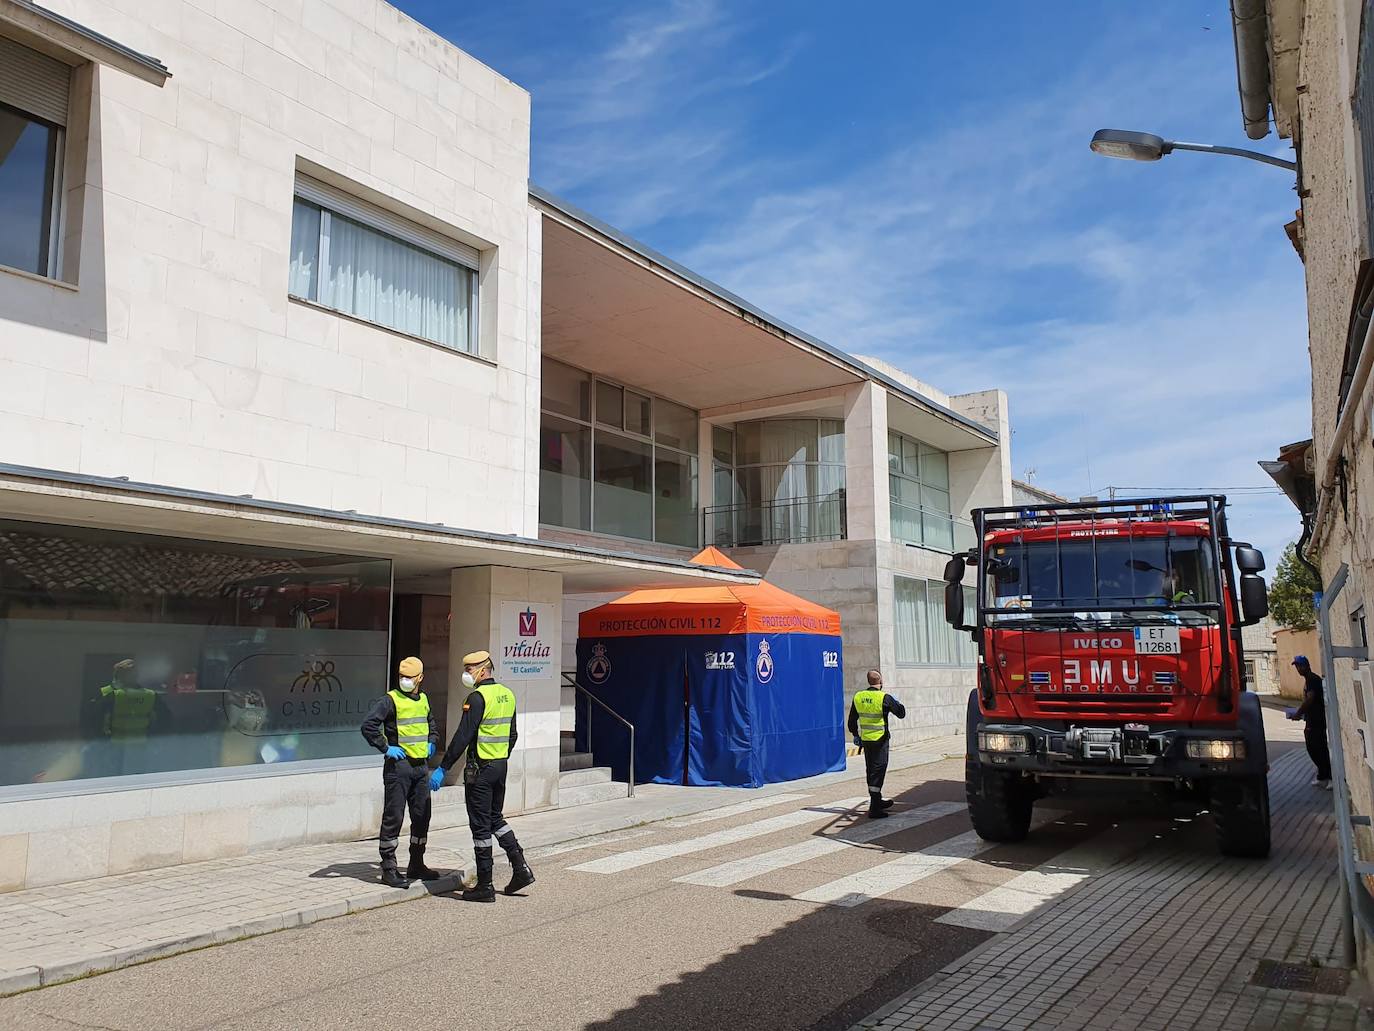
[[291, 660, 342, 693], [519, 608, 538, 636], [756, 640, 774, 684], [586, 642, 612, 685]]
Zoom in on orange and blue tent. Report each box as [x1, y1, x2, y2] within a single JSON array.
[[575, 547, 845, 787]]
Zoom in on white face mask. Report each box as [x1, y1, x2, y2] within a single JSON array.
[[461, 671, 476, 689], [399, 676, 417, 693]]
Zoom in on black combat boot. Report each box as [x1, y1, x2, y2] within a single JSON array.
[[876, 798, 895, 811], [381, 866, 410, 888], [407, 855, 441, 881], [461, 878, 496, 903], [504, 853, 535, 895]]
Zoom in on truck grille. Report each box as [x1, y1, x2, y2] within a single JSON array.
[[1033, 695, 1176, 715]]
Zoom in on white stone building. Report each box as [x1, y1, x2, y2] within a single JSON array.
[[0, 0, 1009, 890]]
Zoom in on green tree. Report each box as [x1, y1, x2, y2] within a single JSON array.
[[1268, 542, 1321, 630]]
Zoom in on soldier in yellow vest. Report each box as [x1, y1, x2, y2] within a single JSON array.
[[847, 669, 907, 819], [361, 656, 439, 888], [430, 649, 534, 903]]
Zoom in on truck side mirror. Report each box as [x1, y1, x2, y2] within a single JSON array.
[[944, 579, 966, 629], [1239, 573, 1268, 625], [943, 555, 966, 583], [1234, 545, 1265, 574]]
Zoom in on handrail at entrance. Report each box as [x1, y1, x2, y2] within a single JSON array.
[[562, 671, 635, 798]]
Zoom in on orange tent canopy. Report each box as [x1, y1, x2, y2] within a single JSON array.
[[578, 547, 841, 638]]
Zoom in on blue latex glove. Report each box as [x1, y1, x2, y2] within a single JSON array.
[[429, 768, 445, 793], [428, 741, 436, 756], [385, 745, 406, 760]]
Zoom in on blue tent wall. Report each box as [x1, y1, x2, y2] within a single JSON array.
[[745, 632, 846, 784], [574, 634, 689, 786], [575, 631, 844, 788]]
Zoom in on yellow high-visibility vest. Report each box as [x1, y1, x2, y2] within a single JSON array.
[[475, 683, 516, 760], [101, 684, 156, 742], [854, 689, 887, 742], [388, 689, 431, 759]]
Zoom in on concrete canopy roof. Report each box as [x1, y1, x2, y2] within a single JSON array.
[[533, 186, 999, 444], [0, 0, 169, 84], [0, 465, 761, 595]]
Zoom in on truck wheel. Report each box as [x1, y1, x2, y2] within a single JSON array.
[[1213, 775, 1271, 858], [966, 759, 1033, 842]]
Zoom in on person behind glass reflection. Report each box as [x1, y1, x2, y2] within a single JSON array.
[[89, 659, 168, 776], [361, 656, 440, 888]]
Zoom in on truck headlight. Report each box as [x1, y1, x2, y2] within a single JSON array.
[[1186, 739, 1246, 761], [979, 732, 1029, 754]]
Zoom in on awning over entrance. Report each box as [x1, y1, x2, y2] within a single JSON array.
[[0, 464, 760, 593]]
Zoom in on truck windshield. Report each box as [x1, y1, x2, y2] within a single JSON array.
[[986, 535, 1218, 625]]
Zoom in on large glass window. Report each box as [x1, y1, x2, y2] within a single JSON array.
[[895, 576, 976, 666], [289, 194, 477, 353], [539, 358, 699, 547], [0, 520, 392, 789], [889, 431, 959, 551], [713, 419, 845, 546], [0, 102, 61, 278]]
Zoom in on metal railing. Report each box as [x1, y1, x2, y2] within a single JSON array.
[[702, 490, 846, 548], [890, 501, 976, 554], [562, 671, 635, 798]]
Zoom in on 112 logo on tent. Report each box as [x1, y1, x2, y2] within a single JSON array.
[[704, 651, 735, 670]]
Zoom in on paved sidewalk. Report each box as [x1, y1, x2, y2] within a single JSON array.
[[854, 736, 1369, 1031], [0, 735, 961, 996]]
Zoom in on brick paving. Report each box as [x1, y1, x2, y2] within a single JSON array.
[[854, 742, 1369, 1031]]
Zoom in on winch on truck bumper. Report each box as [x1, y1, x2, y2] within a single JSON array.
[[974, 722, 1262, 779]]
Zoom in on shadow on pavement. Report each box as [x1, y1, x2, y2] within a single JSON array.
[[307, 861, 464, 894]]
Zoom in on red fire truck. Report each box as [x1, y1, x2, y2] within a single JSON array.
[[941, 495, 1272, 857]]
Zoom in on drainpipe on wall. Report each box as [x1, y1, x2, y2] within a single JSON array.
[[1230, 0, 1274, 140]]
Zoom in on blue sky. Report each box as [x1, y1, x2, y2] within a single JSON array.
[[400, 0, 1309, 565]]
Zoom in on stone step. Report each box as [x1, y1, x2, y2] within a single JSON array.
[[559, 751, 594, 772], [558, 778, 629, 808], [558, 765, 614, 788]]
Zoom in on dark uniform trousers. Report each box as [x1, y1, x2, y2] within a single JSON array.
[[466, 758, 523, 882], [380, 757, 432, 871], [862, 736, 891, 805], [1306, 722, 1333, 781]]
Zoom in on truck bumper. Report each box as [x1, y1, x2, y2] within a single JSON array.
[[973, 721, 1266, 780]]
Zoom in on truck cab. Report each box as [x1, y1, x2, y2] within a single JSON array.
[[942, 495, 1272, 857]]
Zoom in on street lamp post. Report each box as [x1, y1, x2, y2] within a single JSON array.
[[1089, 128, 1296, 172]]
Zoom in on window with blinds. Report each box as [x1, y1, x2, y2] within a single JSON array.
[[0, 35, 69, 278], [289, 175, 482, 353]]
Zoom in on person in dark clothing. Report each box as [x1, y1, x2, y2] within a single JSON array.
[[361, 656, 440, 887], [430, 649, 534, 903], [847, 669, 908, 818], [1288, 654, 1332, 788]]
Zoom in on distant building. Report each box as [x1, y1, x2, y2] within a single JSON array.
[[1012, 479, 1071, 508]]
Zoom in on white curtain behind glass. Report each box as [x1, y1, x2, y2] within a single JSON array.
[[895, 577, 924, 663], [320, 213, 470, 351], [288, 200, 321, 300]]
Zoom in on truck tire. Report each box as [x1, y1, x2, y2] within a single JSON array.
[[1213, 775, 1271, 858], [966, 759, 1033, 842]]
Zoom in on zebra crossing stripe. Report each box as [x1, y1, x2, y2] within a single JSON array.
[[796, 811, 1061, 908], [934, 827, 1150, 931], [664, 793, 812, 828], [569, 796, 870, 874], [674, 801, 966, 887]]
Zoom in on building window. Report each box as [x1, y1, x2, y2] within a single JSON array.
[[1243, 658, 1256, 687], [0, 519, 391, 790], [538, 358, 699, 547], [889, 431, 967, 552], [707, 419, 846, 546], [0, 36, 70, 279], [289, 177, 479, 353], [895, 575, 976, 666]]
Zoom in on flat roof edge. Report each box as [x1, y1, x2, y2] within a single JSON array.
[[529, 184, 998, 445], [5, 0, 169, 80], [0, 463, 760, 580]]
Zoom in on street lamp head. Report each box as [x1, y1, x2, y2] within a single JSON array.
[[1090, 129, 1170, 162]]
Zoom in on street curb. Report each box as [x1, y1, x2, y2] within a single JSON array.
[[1, 743, 959, 998], [0, 870, 466, 997]]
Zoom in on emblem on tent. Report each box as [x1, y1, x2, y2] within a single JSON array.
[[755, 640, 774, 683], [586, 642, 612, 684]]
